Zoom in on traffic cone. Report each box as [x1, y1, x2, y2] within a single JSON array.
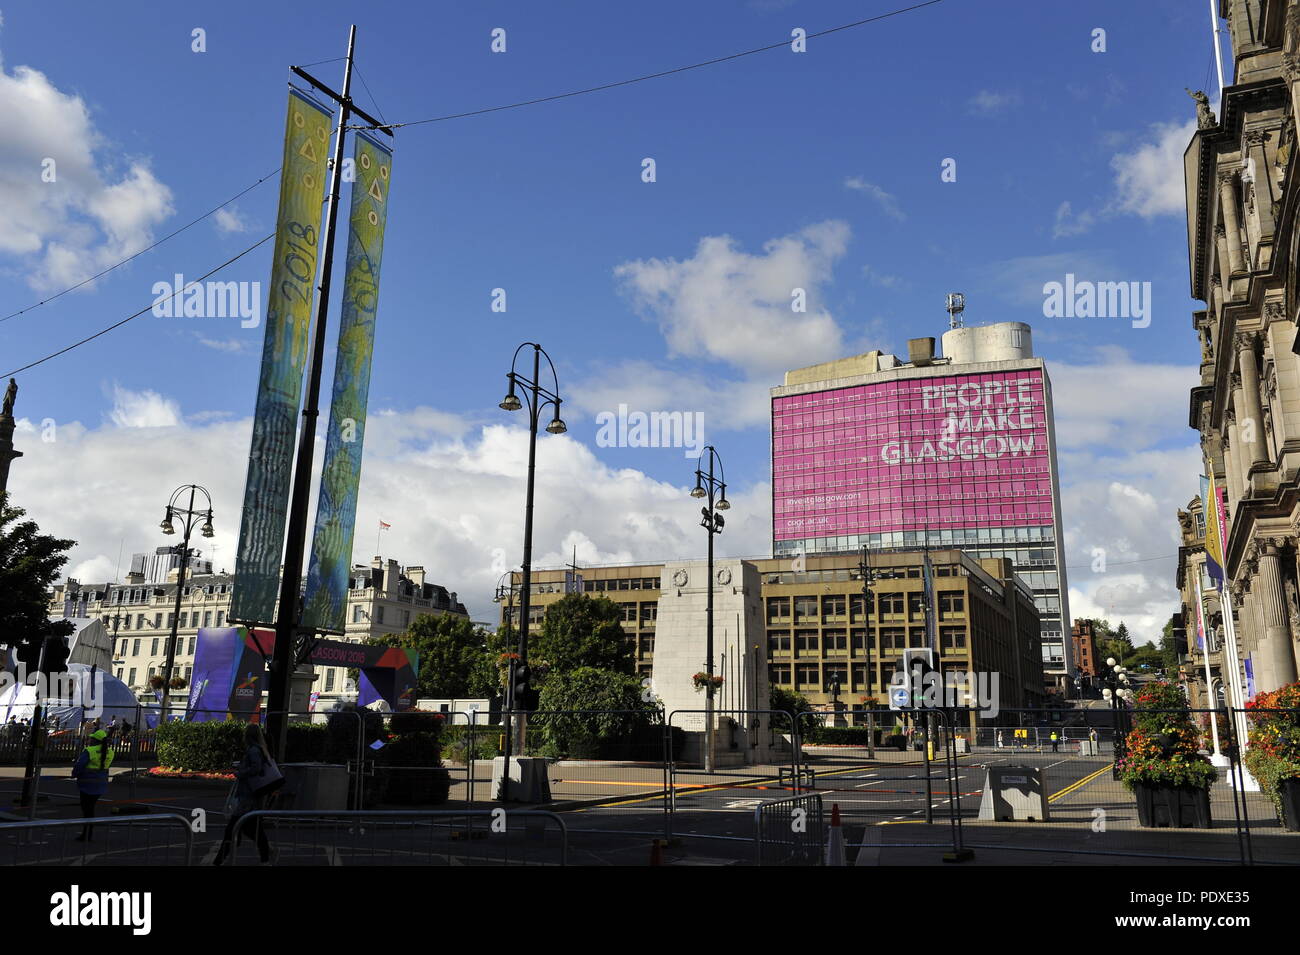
[[649, 839, 664, 866], [825, 803, 846, 866]]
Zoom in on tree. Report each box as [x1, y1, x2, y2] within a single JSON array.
[[368, 613, 502, 700], [0, 492, 76, 657], [535, 666, 657, 756], [531, 593, 634, 676]]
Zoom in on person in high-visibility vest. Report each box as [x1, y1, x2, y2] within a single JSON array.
[[1050, 731, 1059, 753], [71, 729, 114, 841]]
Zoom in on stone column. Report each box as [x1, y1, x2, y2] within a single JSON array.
[[1244, 131, 1276, 240], [1236, 333, 1269, 468], [1219, 170, 1248, 276], [1214, 227, 1230, 301], [1258, 541, 1299, 688], [1223, 410, 1243, 507]]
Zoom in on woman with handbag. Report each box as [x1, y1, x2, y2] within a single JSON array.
[[213, 724, 282, 865]]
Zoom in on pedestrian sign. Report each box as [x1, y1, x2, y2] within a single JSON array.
[[890, 686, 911, 710]]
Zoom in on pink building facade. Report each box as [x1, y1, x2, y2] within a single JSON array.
[[771, 324, 1072, 680]]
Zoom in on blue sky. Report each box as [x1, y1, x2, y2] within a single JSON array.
[[0, 0, 1216, 635]]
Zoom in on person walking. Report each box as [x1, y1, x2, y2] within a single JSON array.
[[70, 729, 114, 841], [996, 729, 1004, 749], [213, 724, 282, 866]]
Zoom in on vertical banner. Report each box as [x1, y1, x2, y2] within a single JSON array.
[[188, 626, 273, 722], [302, 131, 393, 632], [1201, 473, 1225, 588], [230, 89, 333, 625], [922, 551, 936, 651]]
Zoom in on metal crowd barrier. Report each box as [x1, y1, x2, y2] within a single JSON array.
[[0, 813, 195, 866], [754, 791, 825, 866]]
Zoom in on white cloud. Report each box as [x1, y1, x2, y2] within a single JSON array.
[[967, 90, 1021, 115], [213, 207, 250, 235], [1110, 119, 1196, 219], [195, 335, 247, 353], [844, 177, 905, 221], [614, 220, 850, 376], [861, 264, 902, 288], [1051, 347, 1203, 643], [107, 384, 182, 428], [568, 359, 771, 434], [982, 251, 1118, 307], [1052, 200, 1096, 239], [0, 34, 174, 291], [6, 399, 772, 622]]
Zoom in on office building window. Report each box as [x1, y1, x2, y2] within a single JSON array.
[[795, 630, 819, 653], [188, 637, 196, 656], [769, 664, 791, 686], [353, 605, 364, 623], [128, 668, 137, 686], [938, 591, 965, 616], [879, 593, 904, 615], [768, 631, 791, 652], [821, 594, 846, 619], [940, 627, 966, 649], [203, 611, 212, 627], [766, 597, 790, 622], [179, 612, 187, 628], [823, 629, 847, 651], [151, 638, 159, 656], [167, 613, 175, 628], [132, 639, 141, 656], [216, 611, 224, 627], [849, 594, 870, 621], [376, 606, 385, 625], [795, 664, 819, 688]]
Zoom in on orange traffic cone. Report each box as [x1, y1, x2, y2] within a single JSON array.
[[649, 839, 664, 865], [826, 802, 846, 866]]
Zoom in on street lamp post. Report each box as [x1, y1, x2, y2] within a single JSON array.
[[855, 546, 876, 758], [499, 343, 565, 758], [1100, 656, 1133, 779], [691, 446, 729, 773], [158, 485, 214, 723]]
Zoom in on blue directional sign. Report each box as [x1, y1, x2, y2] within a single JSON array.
[[890, 686, 911, 710]]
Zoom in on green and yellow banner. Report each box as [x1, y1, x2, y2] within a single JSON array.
[[230, 88, 332, 626], [302, 131, 393, 633]]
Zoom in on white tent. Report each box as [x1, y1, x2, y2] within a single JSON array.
[[0, 663, 154, 728]]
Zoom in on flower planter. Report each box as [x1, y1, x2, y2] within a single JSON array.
[[1133, 783, 1212, 828], [1279, 777, 1300, 832]]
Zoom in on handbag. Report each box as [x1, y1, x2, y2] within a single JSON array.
[[248, 749, 285, 797]]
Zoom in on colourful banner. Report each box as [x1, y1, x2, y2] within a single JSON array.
[[1201, 473, 1225, 589], [302, 131, 393, 633], [187, 626, 274, 722], [230, 89, 332, 626]]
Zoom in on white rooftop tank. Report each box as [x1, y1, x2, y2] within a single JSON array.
[[941, 322, 1033, 364]]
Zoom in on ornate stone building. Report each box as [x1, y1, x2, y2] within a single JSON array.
[[1185, 1, 1300, 699]]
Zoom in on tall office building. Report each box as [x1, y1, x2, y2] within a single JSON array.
[[770, 319, 1073, 687]]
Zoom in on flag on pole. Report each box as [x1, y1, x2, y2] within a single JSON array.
[[379, 520, 391, 530], [1201, 473, 1226, 590]]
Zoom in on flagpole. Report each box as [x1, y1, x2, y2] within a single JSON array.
[[1194, 574, 1227, 765]]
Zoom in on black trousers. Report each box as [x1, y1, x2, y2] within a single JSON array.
[[215, 810, 271, 864], [78, 792, 100, 836]]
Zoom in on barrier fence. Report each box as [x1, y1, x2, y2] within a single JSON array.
[[0, 814, 195, 866], [754, 792, 825, 866], [227, 809, 567, 866], [2, 700, 1297, 865]]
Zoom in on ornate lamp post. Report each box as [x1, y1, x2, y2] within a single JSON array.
[[1100, 656, 1133, 779], [854, 546, 877, 757], [499, 343, 565, 757], [690, 446, 729, 773], [158, 485, 214, 722]]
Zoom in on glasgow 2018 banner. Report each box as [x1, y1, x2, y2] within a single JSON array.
[[230, 89, 333, 626], [302, 131, 393, 633]]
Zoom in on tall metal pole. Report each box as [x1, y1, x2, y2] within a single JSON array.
[[159, 485, 195, 723], [705, 462, 715, 774], [514, 347, 541, 755], [267, 25, 357, 759]]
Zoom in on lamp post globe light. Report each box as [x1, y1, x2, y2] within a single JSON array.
[[158, 484, 215, 722], [499, 343, 564, 765], [1100, 656, 1134, 779], [691, 445, 728, 774]]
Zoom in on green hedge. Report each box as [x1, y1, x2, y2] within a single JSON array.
[[155, 721, 328, 773], [804, 726, 878, 746]]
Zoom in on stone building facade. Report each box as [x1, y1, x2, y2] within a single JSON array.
[[1185, 1, 1300, 699], [505, 549, 1047, 718]]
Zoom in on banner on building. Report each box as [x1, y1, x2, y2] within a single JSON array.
[[1201, 474, 1225, 589], [302, 131, 394, 633], [230, 88, 333, 626]]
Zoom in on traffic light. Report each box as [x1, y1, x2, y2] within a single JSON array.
[[512, 664, 539, 712], [14, 636, 42, 680]]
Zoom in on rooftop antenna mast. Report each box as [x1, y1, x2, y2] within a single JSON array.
[[945, 292, 965, 329]]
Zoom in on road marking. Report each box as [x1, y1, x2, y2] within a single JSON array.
[[1049, 764, 1111, 802]]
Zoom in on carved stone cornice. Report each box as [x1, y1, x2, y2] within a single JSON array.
[[1264, 299, 1287, 324], [1235, 330, 1259, 353], [1218, 168, 1240, 187], [1230, 370, 1244, 391], [1244, 129, 1267, 148]]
